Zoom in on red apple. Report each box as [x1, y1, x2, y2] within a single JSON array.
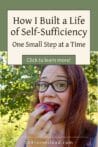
[[35, 102, 59, 114], [35, 103, 54, 114]]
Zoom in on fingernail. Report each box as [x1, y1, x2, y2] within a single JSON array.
[[40, 105, 47, 109]]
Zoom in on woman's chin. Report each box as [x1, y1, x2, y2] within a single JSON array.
[[51, 114, 61, 124], [51, 111, 65, 124]]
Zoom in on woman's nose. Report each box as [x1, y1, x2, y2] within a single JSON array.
[[44, 85, 56, 97]]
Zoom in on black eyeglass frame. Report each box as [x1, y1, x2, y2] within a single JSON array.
[[35, 80, 71, 93]]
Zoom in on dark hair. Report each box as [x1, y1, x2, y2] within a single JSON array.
[[34, 65, 97, 147]]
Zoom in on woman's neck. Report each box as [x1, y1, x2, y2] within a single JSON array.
[[50, 122, 65, 137]]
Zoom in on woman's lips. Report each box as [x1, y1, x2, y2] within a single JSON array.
[[35, 102, 60, 114]]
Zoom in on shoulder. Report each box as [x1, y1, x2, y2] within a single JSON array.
[[85, 126, 98, 147], [82, 121, 97, 147], [84, 121, 97, 137], [95, 127, 98, 147]]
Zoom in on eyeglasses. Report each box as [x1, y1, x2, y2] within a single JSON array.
[[36, 80, 71, 93]]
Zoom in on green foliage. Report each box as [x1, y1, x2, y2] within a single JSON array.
[[82, 52, 98, 118], [0, 113, 28, 147], [0, 52, 41, 121], [83, 52, 98, 86], [0, 125, 17, 147]]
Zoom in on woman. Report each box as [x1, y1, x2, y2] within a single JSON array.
[[16, 65, 97, 147]]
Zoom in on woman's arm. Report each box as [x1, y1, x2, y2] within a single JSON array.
[[15, 130, 27, 147]]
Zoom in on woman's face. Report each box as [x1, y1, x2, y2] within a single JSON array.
[[38, 65, 71, 124]]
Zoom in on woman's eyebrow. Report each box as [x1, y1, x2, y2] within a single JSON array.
[[40, 75, 67, 79]]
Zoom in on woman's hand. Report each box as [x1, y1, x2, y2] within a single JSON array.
[[26, 106, 55, 147]]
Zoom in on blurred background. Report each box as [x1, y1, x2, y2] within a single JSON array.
[[0, 51, 98, 147]]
